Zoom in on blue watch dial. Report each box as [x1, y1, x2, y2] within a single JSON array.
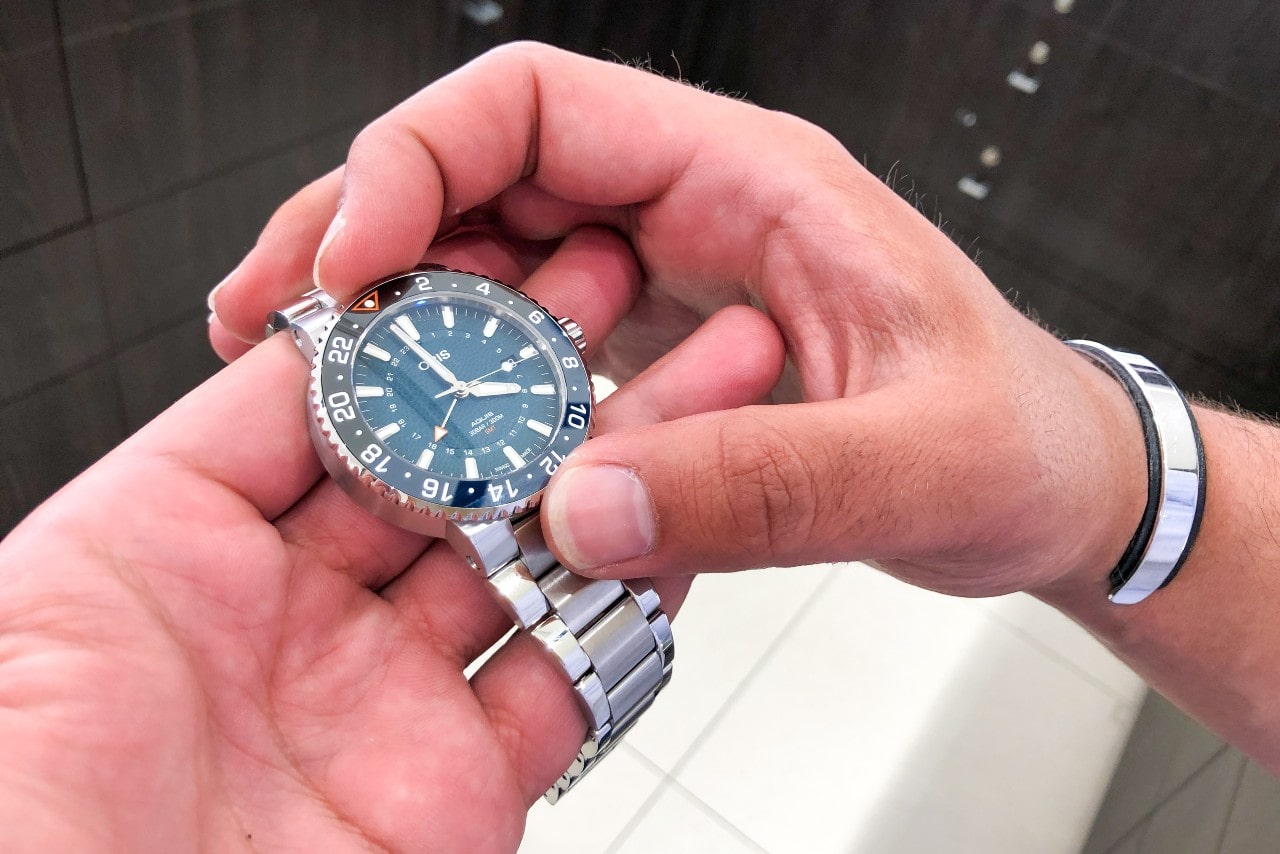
[[318, 268, 593, 513], [351, 295, 561, 480]]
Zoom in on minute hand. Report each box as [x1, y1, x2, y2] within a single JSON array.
[[392, 325, 458, 386]]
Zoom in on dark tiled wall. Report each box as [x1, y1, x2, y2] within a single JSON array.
[[0, 0, 468, 532], [741, 0, 1280, 414]]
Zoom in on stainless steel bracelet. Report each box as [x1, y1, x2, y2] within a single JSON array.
[[453, 513, 674, 803], [1066, 340, 1206, 605], [271, 286, 674, 801]]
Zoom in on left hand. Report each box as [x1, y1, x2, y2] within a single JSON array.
[[0, 232, 782, 851]]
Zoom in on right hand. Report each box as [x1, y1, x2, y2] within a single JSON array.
[[211, 41, 1146, 602]]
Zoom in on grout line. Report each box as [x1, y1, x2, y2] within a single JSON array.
[[667, 566, 842, 779], [1003, 0, 1277, 121], [1107, 743, 1234, 850], [1213, 755, 1250, 854], [605, 567, 841, 852], [85, 110, 373, 224], [0, 219, 89, 263], [1103, 805, 1150, 854], [668, 778, 770, 853], [981, 602, 1139, 705], [976, 230, 1272, 399], [0, 104, 378, 267], [604, 776, 770, 854], [0, 305, 210, 410], [602, 773, 670, 852], [50, 0, 133, 445], [48, 0, 95, 231], [61, 0, 267, 48], [615, 741, 669, 780]]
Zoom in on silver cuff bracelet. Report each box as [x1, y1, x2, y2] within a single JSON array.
[[1065, 340, 1206, 605]]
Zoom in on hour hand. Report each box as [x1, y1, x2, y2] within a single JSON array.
[[467, 381, 522, 397], [391, 325, 458, 386]]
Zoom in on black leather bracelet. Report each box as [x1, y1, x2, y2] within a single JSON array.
[[1066, 340, 1206, 604]]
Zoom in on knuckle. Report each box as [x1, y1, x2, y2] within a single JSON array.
[[481, 39, 560, 68], [710, 414, 819, 562]]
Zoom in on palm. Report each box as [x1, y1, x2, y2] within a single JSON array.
[[0, 341, 561, 853], [5, 220, 755, 847]]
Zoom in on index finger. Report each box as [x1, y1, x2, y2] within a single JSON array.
[[314, 41, 837, 298]]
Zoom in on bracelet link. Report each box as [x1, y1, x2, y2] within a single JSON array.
[[477, 512, 673, 803]]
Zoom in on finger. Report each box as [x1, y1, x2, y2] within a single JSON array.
[[513, 226, 640, 349], [210, 166, 343, 344], [382, 306, 782, 667], [542, 386, 1004, 582], [592, 304, 783, 435], [495, 181, 628, 242], [468, 579, 696, 807], [208, 314, 254, 362], [314, 41, 828, 299], [71, 333, 323, 526], [271, 233, 534, 587]]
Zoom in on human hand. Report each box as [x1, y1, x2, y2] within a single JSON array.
[[0, 233, 782, 850], [209, 42, 1145, 601]]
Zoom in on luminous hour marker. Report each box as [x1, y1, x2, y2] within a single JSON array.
[[355, 385, 385, 398], [363, 343, 392, 362], [503, 445, 525, 469], [530, 384, 555, 396], [519, 344, 538, 359], [375, 423, 401, 440], [393, 315, 420, 341], [482, 316, 499, 338], [442, 306, 456, 329], [416, 448, 434, 468], [464, 456, 479, 479], [526, 419, 552, 437]]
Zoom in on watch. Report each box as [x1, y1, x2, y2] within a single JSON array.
[[267, 264, 674, 803]]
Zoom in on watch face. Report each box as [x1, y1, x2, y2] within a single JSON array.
[[317, 269, 592, 514]]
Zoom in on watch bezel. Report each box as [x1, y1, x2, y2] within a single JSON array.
[[306, 265, 594, 534]]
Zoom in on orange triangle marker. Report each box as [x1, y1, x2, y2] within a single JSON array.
[[433, 426, 448, 442], [351, 292, 381, 312]]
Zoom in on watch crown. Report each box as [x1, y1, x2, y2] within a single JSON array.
[[560, 318, 587, 353]]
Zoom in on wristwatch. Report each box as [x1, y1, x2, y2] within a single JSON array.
[[267, 264, 674, 803]]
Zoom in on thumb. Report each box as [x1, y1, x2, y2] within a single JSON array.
[[542, 394, 946, 578]]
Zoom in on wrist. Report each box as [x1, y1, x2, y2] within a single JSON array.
[[1032, 347, 1152, 600]]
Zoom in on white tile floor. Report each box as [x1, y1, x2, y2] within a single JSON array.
[[519, 563, 1148, 853]]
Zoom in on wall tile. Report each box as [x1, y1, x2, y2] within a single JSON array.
[[56, 0, 190, 39], [0, 360, 124, 534], [0, 229, 111, 401], [1106, 824, 1145, 854], [871, 2, 1280, 411], [115, 313, 222, 432], [742, 0, 914, 158], [65, 0, 445, 216], [1102, 0, 1280, 115], [0, 47, 86, 252], [1, 0, 57, 57], [94, 123, 358, 344], [1081, 692, 1227, 852], [1219, 760, 1280, 854], [1138, 748, 1245, 854], [976, 246, 1274, 413], [1013, 0, 1118, 29]]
